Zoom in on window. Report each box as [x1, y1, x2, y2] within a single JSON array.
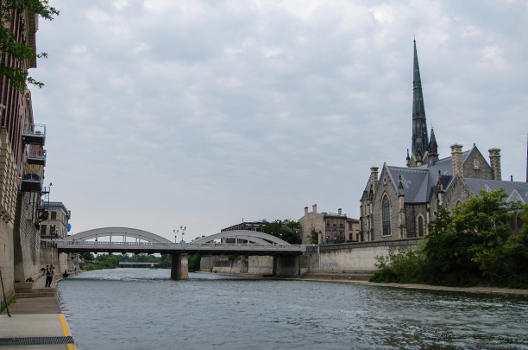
[[40, 225, 46, 235], [50, 225, 56, 235], [51, 211, 57, 220], [382, 195, 391, 236], [417, 216, 424, 237]]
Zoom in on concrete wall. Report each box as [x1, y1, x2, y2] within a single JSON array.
[[0, 220, 14, 309], [39, 243, 67, 275], [303, 239, 419, 273], [13, 192, 41, 282], [200, 256, 248, 274], [248, 256, 273, 275]]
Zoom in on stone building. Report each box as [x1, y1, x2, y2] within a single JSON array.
[[299, 204, 360, 244], [359, 41, 528, 242], [0, 8, 48, 307], [39, 202, 71, 238]]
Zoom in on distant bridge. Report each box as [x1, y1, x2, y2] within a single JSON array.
[[51, 227, 305, 280]]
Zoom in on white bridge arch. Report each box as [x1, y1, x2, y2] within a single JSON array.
[[192, 230, 291, 246], [68, 227, 172, 244]]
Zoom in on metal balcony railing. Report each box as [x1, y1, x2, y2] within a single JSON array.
[[22, 123, 46, 146], [27, 148, 46, 165], [21, 173, 43, 192]]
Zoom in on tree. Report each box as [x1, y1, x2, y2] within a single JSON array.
[[0, 0, 59, 91], [372, 189, 528, 288], [263, 219, 302, 244], [79, 252, 94, 261], [310, 229, 319, 244]]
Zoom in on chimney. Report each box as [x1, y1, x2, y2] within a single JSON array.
[[338, 208, 342, 215], [312, 204, 317, 214], [450, 144, 463, 177], [370, 166, 379, 188], [304, 206, 308, 215], [489, 148, 501, 181]]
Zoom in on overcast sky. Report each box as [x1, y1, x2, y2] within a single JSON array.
[[30, 0, 527, 241]]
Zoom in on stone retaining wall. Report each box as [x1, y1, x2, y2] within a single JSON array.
[[199, 239, 421, 276]]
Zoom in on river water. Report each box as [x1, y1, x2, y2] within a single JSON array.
[[57, 268, 528, 350]]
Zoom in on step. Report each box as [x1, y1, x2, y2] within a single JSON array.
[[16, 290, 56, 298]]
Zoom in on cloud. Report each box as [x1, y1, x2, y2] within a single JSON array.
[[30, 0, 528, 239]]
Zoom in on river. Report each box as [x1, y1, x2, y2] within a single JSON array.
[[57, 268, 528, 350]]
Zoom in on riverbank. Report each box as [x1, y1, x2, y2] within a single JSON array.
[[0, 274, 78, 349], [196, 270, 528, 297], [0, 288, 75, 349], [297, 275, 528, 297]]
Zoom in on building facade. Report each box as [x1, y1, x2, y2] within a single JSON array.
[[359, 41, 528, 242], [299, 204, 360, 244], [0, 7, 49, 306], [39, 202, 71, 239]]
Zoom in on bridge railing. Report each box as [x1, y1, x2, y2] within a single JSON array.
[[57, 240, 304, 249]]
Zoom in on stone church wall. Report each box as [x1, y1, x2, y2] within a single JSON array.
[[371, 167, 401, 241], [443, 176, 475, 211], [463, 148, 493, 180], [404, 203, 428, 238]]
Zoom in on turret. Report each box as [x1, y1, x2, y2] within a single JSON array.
[[428, 128, 438, 165]]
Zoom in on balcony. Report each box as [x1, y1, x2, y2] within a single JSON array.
[[21, 173, 43, 192], [27, 148, 46, 166], [22, 123, 46, 146]]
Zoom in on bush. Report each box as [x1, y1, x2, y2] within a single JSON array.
[[371, 189, 528, 288]]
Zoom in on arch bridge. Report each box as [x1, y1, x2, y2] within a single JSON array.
[[53, 227, 304, 280]]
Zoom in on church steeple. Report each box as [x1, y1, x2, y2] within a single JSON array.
[[410, 39, 428, 166]]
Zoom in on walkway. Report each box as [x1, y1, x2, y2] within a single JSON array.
[[0, 288, 74, 349]]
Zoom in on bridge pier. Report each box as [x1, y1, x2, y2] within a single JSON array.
[[171, 253, 189, 280], [272, 255, 300, 277]]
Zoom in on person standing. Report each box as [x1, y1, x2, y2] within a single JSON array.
[[48, 265, 54, 288], [45, 265, 51, 288]]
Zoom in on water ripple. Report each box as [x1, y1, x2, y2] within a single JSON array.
[[58, 269, 528, 350]]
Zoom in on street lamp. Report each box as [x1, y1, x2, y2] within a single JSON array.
[[173, 229, 180, 243], [180, 226, 186, 243]]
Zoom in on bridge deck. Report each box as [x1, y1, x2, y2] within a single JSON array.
[[53, 241, 305, 256]]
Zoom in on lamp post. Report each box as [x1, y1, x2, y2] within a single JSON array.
[[173, 229, 179, 243], [180, 226, 186, 243]]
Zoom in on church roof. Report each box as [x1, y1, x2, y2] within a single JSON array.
[[385, 149, 472, 203], [386, 166, 429, 202], [464, 178, 528, 204]]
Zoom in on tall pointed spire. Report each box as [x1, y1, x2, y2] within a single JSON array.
[[410, 39, 428, 165]]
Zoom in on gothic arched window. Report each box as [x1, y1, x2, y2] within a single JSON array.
[[417, 216, 424, 237], [382, 195, 391, 236]]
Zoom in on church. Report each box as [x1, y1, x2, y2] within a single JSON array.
[[359, 41, 528, 242]]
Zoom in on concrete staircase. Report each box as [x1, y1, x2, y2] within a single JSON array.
[[15, 283, 56, 298]]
